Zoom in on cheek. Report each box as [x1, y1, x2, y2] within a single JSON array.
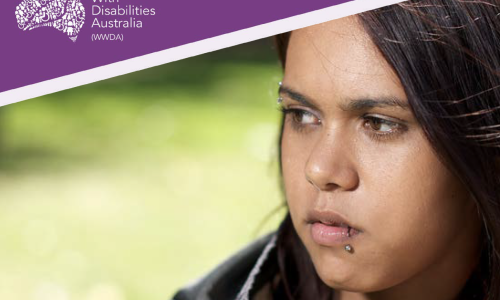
[[361, 136, 467, 247], [281, 126, 316, 217], [346, 134, 477, 288]]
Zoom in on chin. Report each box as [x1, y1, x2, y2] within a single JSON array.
[[316, 271, 386, 294], [311, 254, 392, 293], [315, 264, 359, 290]]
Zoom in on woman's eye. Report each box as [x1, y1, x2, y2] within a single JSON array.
[[292, 110, 319, 125], [278, 107, 321, 132], [363, 115, 406, 140], [365, 117, 395, 132]]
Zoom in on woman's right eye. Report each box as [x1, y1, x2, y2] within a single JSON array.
[[277, 106, 321, 132]]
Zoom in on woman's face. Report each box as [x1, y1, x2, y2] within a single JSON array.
[[280, 16, 482, 297]]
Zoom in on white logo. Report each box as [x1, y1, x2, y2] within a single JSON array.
[[16, 0, 86, 42]]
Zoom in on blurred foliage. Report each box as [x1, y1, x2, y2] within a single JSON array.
[[0, 38, 287, 300]]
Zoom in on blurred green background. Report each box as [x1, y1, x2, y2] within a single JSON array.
[[0, 38, 286, 300]]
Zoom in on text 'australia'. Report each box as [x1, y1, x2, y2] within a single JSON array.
[[92, 17, 142, 28]]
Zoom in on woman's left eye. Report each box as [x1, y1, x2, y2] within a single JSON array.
[[362, 115, 406, 139]]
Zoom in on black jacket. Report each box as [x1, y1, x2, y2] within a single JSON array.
[[172, 232, 279, 300]]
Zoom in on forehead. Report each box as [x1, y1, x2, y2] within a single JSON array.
[[284, 16, 407, 104]]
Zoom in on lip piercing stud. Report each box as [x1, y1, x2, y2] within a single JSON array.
[[344, 244, 353, 253]]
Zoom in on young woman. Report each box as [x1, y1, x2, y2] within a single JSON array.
[[173, 1, 500, 299]]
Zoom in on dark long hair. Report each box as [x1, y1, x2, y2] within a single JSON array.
[[273, 1, 500, 299]]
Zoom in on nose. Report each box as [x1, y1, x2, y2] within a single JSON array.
[[305, 130, 359, 192]]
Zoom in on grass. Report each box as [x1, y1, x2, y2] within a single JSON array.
[[0, 45, 287, 300]]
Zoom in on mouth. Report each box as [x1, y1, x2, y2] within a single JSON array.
[[306, 210, 362, 247]]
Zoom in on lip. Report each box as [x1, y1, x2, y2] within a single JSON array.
[[307, 210, 362, 247]]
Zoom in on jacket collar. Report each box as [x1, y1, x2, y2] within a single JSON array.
[[172, 232, 278, 300], [236, 234, 277, 300]]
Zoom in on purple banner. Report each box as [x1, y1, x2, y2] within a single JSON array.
[[0, 0, 352, 93]]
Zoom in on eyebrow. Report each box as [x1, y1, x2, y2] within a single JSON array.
[[279, 86, 320, 110], [278, 85, 409, 111]]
